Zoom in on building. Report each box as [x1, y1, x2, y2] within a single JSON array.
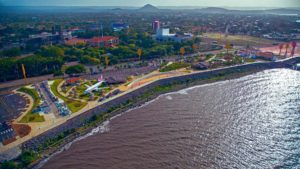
[[65, 38, 87, 46], [237, 49, 249, 57], [155, 28, 193, 42], [87, 36, 119, 48], [105, 77, 126, 85], [69, 27, 85, 34], [152, 20, 160, 33], [256, 52, 277, 61], [66, 77, 81, 85], [63, 31, 73, 40], [192, 62, 209, 70], [173, 33, 194, 42], [155, 28, 175, 41], [52, 25, 64, 42], [27, 32, 62, 48], [237, 48, 260, 59], [112, 23, 129, 31]]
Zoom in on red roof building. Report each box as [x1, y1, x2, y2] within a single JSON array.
[[66, 77, 81, 85], [65, 38, 87, 46], [87, 36, 119, 48]]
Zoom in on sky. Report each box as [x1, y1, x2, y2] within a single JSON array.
[[0, 0, 300, 8]]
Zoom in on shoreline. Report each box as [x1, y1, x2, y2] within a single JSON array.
[[31, 68, 266, 169], [2, 56, 300, 168]]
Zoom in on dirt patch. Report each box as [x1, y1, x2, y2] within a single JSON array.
[[12, 124, 31, 138], [2, 137, 17, 145]]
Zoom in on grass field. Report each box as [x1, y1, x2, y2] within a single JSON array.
[[50, 79, 87, 113], [18, 87, 45, 123], [160, 62, 190, 72], [203, 33, 279, 47]]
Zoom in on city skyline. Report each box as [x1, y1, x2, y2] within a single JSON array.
[[1, 0, 300, 8]]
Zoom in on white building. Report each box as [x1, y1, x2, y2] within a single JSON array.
[[155, 28, 193, 42]]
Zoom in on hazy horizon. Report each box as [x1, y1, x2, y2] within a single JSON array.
[[0, 0, 300, 8]]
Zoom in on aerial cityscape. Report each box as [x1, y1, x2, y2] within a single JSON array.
[[0, 0, 300, 168]]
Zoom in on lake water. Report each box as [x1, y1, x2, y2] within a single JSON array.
[[41, 69, 300, 169]]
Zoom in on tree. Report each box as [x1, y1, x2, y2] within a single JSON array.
[[65, 48, 84, 57], [0, 47, 21, 58], [80, 55, 100, 65], [53, 69, 63, 76], [0, 161, 20, 169], [180, 47, 185, 56], [0, 55, 64, 82], [65, 64, 86, 75], [40, 46, 64, 57], [137, 48, 142, 60], [20, 150, 38, 166]]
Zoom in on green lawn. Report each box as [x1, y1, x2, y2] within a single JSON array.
[[50, 79, 87, 113], [18, 87, 45, 123], [160, 62, 190, 72]]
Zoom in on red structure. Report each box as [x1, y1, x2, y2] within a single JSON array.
[[152, 20, 160, 33], [66, 77, 81, 85]]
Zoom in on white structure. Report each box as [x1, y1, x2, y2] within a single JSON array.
[[84, 75, 105, 95], [155, 28, 193, 42], [156, 28, 175, 37], [29, 32, 53, 39]]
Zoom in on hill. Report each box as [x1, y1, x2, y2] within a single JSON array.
[[138, 4, 160, 12]]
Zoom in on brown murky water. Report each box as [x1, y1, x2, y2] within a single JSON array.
[[41, 69, 300, 169]]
